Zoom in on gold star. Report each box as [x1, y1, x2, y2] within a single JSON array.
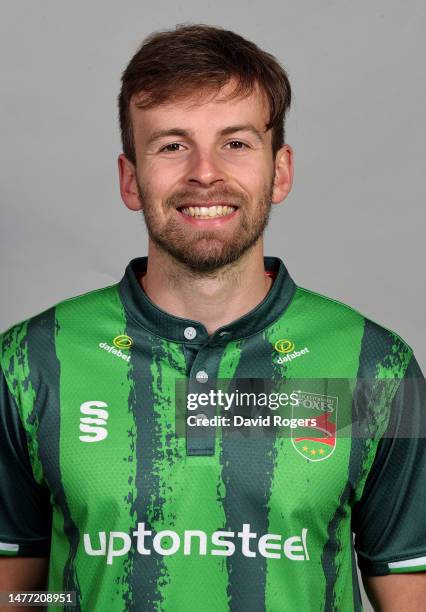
[[310, 449, 317, 455], [319, 448, 325, 455], [302, 446, 309, 451]]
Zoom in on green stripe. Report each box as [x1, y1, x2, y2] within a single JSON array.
[[0, 548, 19, 556], [55, 285, 135, 610], [265, 288, 365, 611], [390, 565, 426, 573], [151, 340, 230, 610]]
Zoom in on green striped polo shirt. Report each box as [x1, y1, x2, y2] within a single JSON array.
[[0, 256, 425, 611]]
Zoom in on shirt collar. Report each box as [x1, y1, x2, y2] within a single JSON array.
[[118, 256, 296, 344]]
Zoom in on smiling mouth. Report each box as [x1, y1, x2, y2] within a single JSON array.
[[177, 204, 238, 219]]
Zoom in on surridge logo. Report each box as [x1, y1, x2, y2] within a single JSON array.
[[79, 401, 109, 442], [83, 523, 309, 566], [274, 339, 309, 364], [99, 335, 133, 363]]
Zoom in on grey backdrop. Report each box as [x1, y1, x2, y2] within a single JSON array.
[[1, 1, 425, 609]]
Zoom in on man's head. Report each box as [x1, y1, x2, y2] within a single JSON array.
[[118, 24, 293, 273]]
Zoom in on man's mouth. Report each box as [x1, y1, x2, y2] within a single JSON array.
[[176, 204, 238, 219]]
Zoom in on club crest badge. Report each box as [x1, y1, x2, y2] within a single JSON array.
[[291, 391, 338, 461]]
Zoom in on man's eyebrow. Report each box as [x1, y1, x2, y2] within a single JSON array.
[[146, 124, 265, 145], [146, 128, 190, 145], [219, 124, 265, 143]]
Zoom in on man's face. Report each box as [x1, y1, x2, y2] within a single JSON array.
[[121, 80, 291, 273]]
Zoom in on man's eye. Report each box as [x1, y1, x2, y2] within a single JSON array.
[[225, 140, 249, 150], [160, 143, 184, 152]]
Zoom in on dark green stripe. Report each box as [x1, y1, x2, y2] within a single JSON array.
[[322, 319, 408, 611], [127, 329, 171, 609], [220, 335, 277, 611], [27, 310, 82, 611], [130, 334, 163, 609]]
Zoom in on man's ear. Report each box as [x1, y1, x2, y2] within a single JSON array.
[[271, 144, 294, 204], [118, 153, 143, 211]]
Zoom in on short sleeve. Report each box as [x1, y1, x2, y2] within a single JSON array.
[[0, 367, 52, 557], [352, 354, 426, 576]]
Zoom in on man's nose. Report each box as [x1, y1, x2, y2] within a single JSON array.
[[185, 149, 226, 187]]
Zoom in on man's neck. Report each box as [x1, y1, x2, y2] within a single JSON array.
[[140, 242, 273, 336]]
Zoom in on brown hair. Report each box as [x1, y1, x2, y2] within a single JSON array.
[[118, 23, 292, 164]]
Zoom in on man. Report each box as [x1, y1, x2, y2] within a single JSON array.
[[0, 24, 424, 612]]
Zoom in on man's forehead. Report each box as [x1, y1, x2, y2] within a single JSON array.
[[130, 80, 269, 121]]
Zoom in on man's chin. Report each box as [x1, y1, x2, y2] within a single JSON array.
[[175, 252, 238, 273], [161, 243, 245, 274]]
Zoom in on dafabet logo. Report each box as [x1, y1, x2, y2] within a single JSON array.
[[113, 335, 133, 349], [99, 335, 133, 363], [274, 339, 309, 364]]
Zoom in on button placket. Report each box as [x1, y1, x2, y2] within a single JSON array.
[[186, 342, 224, 456]]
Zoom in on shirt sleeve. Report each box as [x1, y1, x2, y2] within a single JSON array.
[[0, 367, 52, 557], [352, 353, 426, 576]]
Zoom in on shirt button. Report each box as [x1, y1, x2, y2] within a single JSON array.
[[196, 370, 209, 383], [184, 326, 197, 340]]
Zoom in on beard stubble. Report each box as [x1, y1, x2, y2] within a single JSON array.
[[136, 180, 274, 273]]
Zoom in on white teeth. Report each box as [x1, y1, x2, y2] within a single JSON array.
[[180, 205, 236, 218]]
